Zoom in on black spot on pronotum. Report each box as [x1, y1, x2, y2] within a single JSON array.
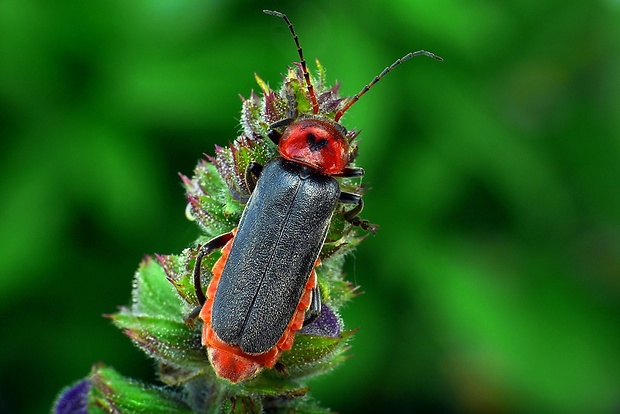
[[306, 133, 328, 152]]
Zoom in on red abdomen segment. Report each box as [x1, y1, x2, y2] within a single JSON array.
[[199, 233, 318, 383]]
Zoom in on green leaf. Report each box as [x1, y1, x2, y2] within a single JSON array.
[[110, 312, 208, 374], [89, 365, 193, 414], [277, 331, 355, 379], [130, 256, 184, 318]]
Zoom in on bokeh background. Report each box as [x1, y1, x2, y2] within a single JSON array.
[[1, 0, 619, 413]]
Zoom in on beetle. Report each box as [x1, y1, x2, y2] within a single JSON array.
[[187, 10, 442, 383]]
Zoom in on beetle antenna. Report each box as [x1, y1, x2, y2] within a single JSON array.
[[264, 10, 320, 114], [334, 50, 443, 122]]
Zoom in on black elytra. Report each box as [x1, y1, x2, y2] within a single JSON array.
[[211, 158, 341, 354]]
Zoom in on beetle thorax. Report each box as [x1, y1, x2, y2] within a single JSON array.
[[278, 118, 350, 175]]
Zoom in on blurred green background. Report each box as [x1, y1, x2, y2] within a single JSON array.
[[1, 0, 619, 413]]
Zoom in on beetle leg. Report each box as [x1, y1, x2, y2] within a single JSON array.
[[303, 285, 322, 326], [184, 232, 235, 325], [338, 190, 360, 206], [334, 166, 364, 178], [339, 192, 378, 234], [191, 232, 235, 306], [274, 362, 288, 376], [184, 304, 202, 323], [245, 162, 263, 193]]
